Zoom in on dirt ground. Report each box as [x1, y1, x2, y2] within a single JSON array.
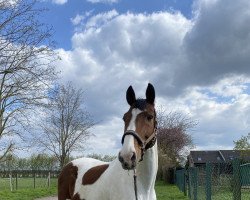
[[35, 197, 57, 200]]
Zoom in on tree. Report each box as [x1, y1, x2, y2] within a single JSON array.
[[30, 153, 58, 170], [157, 110, 196, 163], [0, 153, 59, 171], [0, 0, 57, 161], [156, 108, 196, 180], [36, 83, 94, 168], [87, 153, 116, 162], [234, 133, 250, 151]]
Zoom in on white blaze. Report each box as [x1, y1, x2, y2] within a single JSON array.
[[120, 108, 142, 156]]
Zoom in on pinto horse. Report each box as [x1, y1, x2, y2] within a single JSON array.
[[58, 83, 158, 200]]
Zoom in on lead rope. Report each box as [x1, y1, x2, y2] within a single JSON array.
[[133, 168, 138, 200]]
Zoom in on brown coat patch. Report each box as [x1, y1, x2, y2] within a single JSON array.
[[72, 193, 81, 200], [82, 164, 109, 185], [58, 162, 78, 200]]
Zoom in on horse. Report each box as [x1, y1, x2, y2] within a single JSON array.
[[58, 83, 158, 200]]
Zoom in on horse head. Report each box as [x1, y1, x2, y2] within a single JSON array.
[[119, 83, 157, 170]]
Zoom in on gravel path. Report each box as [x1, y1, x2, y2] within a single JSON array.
[[35, 197, 57, 200]]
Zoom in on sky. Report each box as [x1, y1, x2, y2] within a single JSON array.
[[27, 0, 250, 156]]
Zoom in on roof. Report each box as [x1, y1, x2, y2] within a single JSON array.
[[189, 150, 250, 164], [220, 150, 250, 162], [189, 151, 223, 164]]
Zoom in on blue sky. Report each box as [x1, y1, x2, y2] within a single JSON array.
[[5, 0, 250, 157], [38, 0, 193, 50]]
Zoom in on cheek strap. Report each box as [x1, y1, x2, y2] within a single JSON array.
[[121, 128, 157, 162]]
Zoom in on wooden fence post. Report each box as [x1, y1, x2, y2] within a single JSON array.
[[48, 172, 51, 187], [233, 159, 241, 200], [9, 173, 13, 191], [206, 163, 212, 200], [16, 172, 18, 190], [34, 172, 36, 189]]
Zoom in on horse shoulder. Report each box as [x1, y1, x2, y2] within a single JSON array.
[[72, 158, 109, 198], [58, 162, 79, 200], [82, 163, 109, 185]]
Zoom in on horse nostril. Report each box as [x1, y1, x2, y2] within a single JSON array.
[[131, 152, 136, 162], [124, 162, 129, 168], [118, 152, 124, 163]]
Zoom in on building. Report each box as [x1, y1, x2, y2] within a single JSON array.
[[187, 150, 250, 167]]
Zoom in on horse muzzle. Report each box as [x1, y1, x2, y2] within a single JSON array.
[[118, 151, 137, 170]]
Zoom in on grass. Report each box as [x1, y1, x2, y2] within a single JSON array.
[[0, 187, 57, 200], [156, 181, 189, 200], [0, 179, 187, 200], [211, 188, 250, 200], [0, 177, 57, 190], [0, 177, 57, 200], [193, 185, 250, 200], [1, 179, 249, 200]]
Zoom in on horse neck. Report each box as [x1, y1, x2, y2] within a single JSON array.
[[137, 142, 158, 189]]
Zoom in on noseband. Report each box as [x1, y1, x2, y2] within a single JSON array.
[[121, 119, 157, 162]]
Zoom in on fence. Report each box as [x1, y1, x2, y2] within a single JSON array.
[[175, 159, 250, 200], [0, 170, 60, 191]]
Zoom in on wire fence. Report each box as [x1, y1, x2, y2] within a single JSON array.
[[175, 159, 250, 200], [0, 170, 60, 191]]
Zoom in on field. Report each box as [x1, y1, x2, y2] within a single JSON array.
[[0, 187, 57, 200], [0, 179, 188, 200], [0, 177, 57, 190], [1, 178, 249, 200], [0, 177, 57, 200]]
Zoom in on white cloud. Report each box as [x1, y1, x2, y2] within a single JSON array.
[[84, 10, 119, 29], [86, 117, 123, 155], [71, 14, 85, 26], [51, 0, 67, 5], [177, 0, 250, 90], [87, 0, 118, 4], [70, 11, 94, 26], [0, 0, 18, 7], [57, 10, 191, 121], [158, 78, 250, 151], [55, 0, 250, 155]]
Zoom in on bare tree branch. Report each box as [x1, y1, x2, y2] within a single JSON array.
[[0, 0, 58, 161], [35, 83, 95, 168]]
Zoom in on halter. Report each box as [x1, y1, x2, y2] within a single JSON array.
[[121, 128, 157, 162], [121, 115, 157, 162]]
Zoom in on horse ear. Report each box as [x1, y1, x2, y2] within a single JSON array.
[[126, 86, 136, 106], [146, 83, 155, 105]]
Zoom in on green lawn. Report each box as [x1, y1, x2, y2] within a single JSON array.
[[0, 177, 57, 200], [0, 187, 57, 200], [156, 181, 189, 200], [0, 180, 187, 200], [0, 177, 57, 190]]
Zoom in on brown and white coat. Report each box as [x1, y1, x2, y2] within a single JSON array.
[[58, 83, 158, 200]]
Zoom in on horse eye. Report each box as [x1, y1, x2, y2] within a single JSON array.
[[147, 114, 153, 121]]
